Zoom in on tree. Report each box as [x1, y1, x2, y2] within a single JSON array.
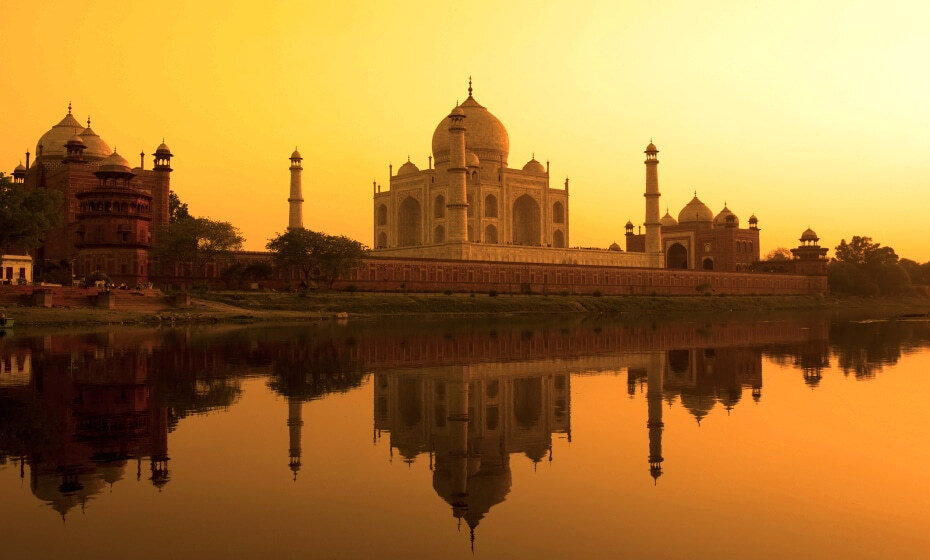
[[0, 173, 62, 253], [765, 247, 792, 261], [169, 191, 190, 223], [266, 229, 327, 284], [153, 216, 244, 275], [266, 230, 368, 289], [834, 236, 897, 268]]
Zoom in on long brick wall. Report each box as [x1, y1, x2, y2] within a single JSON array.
[[337, 256, 827, 295]]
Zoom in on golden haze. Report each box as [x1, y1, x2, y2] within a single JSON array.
[[2, 1, 928, 258]]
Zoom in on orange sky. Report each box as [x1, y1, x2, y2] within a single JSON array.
[[2, 1, 928, 258]]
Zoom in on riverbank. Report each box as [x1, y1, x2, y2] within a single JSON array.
[[3, 290, 930, 328]]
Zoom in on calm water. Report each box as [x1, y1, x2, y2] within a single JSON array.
[[1, 315, 929, 559]]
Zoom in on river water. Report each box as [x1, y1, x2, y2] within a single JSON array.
[[0, 315, 928, 559]]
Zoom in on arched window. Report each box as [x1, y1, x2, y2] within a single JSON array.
[[553, 229, 565, 248], [484, 224, 498, 244], [553, 201, 565, 224], [376, 204, 387, 226], [434, 225, 445, 243], [467, 224, 475, 242], [467, 194, 475, 217], [377, 231, 387, 249], [702, 258, 714, 270], [434, 195, 445, 219], [485, 194, 498, 218]]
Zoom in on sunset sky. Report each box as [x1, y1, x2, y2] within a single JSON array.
[[2, 0, 928, 258]]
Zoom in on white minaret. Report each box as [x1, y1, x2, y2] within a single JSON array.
[[644, 142, 661, 255], [288, 148, 304, 230], [446, 107, 468, 243]]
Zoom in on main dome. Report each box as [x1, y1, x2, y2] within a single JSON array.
[[432, 95, 509, 166], [37, 110, 85, 158], [678, 195, 714, 224]]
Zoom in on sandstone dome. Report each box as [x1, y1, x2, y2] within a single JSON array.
[[432, 95, 509, 166], [79, 120, 111, 160], [659, 210, 678, 227], [465, 150, 480, 168], [608, 241, 621, 251], [678, 195, 714, 224], [522, 157, 545, 174], [713, 205, 739, 227], [290, 148, 301, 159], [396, 159, 419, 176], [800, 228, 819, 242], [37, 110, 85, 158], [98, 150, 133, 174]]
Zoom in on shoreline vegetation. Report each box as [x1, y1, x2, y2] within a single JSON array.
[[2, 291, 930, 330]]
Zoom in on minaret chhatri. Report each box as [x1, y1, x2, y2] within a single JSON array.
[[644, 141, 661, 255], [288, 148, 304, 230], [446, 105, 468, 242]]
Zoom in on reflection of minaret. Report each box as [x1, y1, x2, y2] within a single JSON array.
[[447, 369, 471, 536], [646, 354, 664, 483], [150, 403, 170, 489], [287, 397, 304, 480]]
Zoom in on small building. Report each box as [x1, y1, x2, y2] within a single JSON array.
[[1, 254, 33, 285]]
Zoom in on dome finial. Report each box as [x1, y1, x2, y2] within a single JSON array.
[[86, 116, 91, 127], [67, 101, 72, 115], [468, 75, 473, 98]]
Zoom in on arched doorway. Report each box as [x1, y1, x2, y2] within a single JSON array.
[[433, 195, 445, 219], [702, 258, 714, 270], [398, 197, 421, 247], [433, 225, 445, 243], [513, 194, 541, 246], [485, 224, 498, 244], [376, 231, 387, 248], [553, 229, 565, 248], [667, 243, 688, 269], [376, 204, 387, 226]]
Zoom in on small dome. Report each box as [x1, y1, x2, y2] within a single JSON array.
[[645, 142, 658, 153], [608, 242, 621, 251], [450, 106, 465, 117], [748, 214, 758, 223], [14, 162, 26, 172], [625, 220, 634, 228], [36, 108, 85, 158], [714, 205, 739, 227], [67, 133, 84, 146], [156, 142, 172, 154], [660, 210, 678, 227], [290, 149, 301, 159], [396, 159, 419, 176], [98, 150, 133, 174], [522, 157, 545, 173], [465, 151, 480, 167], [800, 228, 818, 241], [79, 124, 111, 160], [678, 195, 714, 224]]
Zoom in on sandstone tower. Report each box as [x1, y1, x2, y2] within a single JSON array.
[[288, 149, 304, 230], [644, 142, 661, 255]]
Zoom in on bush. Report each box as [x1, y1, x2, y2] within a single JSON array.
[[593, 290, 603, 297], [443, 289, 453, 295], [560, 291, 570, 296], [488, 290, 498, 297]]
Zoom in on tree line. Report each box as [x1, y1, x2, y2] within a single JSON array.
[[828, 236, 928, 296]]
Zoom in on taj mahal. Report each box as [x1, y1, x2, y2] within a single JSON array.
[[360, 80, 810, 274]]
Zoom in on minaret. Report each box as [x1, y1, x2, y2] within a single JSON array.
[[646, 354, 664, 483], [287, 397, 303, 481], [151, 141, 173, 241], [446, 106, 468, 242], [288, 149, 304, 230], [644, 142, 661, 255]]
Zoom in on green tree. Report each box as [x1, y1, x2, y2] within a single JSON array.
[[169, 191, 190, 223], [0, 173, 62, 253], [266, 230, 368, 289], [154, 216, 244, 275], [834, 236, 898, 267]]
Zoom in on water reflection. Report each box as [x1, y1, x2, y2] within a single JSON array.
[[1, 316, 929, 534]]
